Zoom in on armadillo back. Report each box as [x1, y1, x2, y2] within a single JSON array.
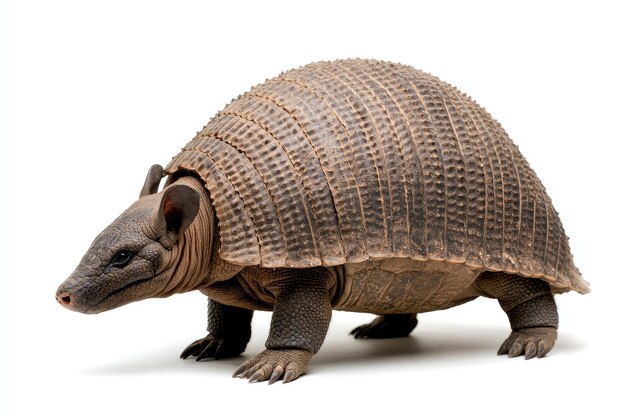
[[165, 59, 588, 294]]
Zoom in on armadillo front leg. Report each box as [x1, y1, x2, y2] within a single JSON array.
[[181, 298, 253, 360], [233, 267, 333, 384], [475, 272, 559, 359]]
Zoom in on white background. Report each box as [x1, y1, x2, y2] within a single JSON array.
[[1, 1, 624, 415]]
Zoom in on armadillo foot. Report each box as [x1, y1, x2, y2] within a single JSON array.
[[232, 348, 312, 384], [350, 314, 418, 339], [180, 333, 245, 361], [498, 327, 557, 359]]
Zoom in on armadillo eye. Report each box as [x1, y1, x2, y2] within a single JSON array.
[[110, 250, 135, 268]]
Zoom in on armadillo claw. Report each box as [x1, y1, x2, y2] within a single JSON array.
[[498, 327, 557, 359], [180, 334, 244, 360], [233, 348, 312, 384], [196, 339, 220, 361], [268, 366, 284, 384], [350, 314, 418, 339], [181, 336, 212, 359], [350, 322, 377, 338]]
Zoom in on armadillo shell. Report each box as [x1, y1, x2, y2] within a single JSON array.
[[165, 59, 588, 294]]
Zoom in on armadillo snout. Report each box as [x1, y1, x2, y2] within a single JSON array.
[[55, 274, 98, 313], [56, 290, 72, 307], [55, 286, 89, 313]]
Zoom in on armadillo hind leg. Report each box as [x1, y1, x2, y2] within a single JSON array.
[[234, 266, 333, 384], [180, 298, 253, 361], [350, 314, 418, 339], [475, 272, 559, 359]]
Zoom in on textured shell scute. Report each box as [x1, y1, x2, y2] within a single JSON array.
[[165, 59, 588, 294]]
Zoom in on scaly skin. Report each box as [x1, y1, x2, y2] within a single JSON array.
[[474, 272, 559, 359], [57, 169, 562, 384], [233, 349, 313, 384], [182, 266, 334, 383], [56, 176, 215, 313], [180, 298, 253, 360], [228, 266, 333, 383], [163, 59, 588, 299], [58, 60, 587, 383], [344, 274, 559, 359]]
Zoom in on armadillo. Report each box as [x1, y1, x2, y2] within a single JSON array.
[[56, 59, 589, 384]]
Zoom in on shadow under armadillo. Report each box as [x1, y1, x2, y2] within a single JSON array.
[[80, 322, 587, 377], [318, 326, 586, 368]]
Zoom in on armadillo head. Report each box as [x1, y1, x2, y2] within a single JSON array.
[[56, 165, 210, 314]]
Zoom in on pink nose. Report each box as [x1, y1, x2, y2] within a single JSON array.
[[56, 290, 73, 307]]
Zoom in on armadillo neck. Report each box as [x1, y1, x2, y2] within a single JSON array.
[[157, 176, 217, 295]]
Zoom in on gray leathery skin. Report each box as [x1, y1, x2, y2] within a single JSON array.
[[475, 271, 559, 330], [253, 267, 334, 354]]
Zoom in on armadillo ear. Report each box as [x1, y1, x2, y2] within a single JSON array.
[[157, 184, 200, 248], [140, 164, 164, 197]]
